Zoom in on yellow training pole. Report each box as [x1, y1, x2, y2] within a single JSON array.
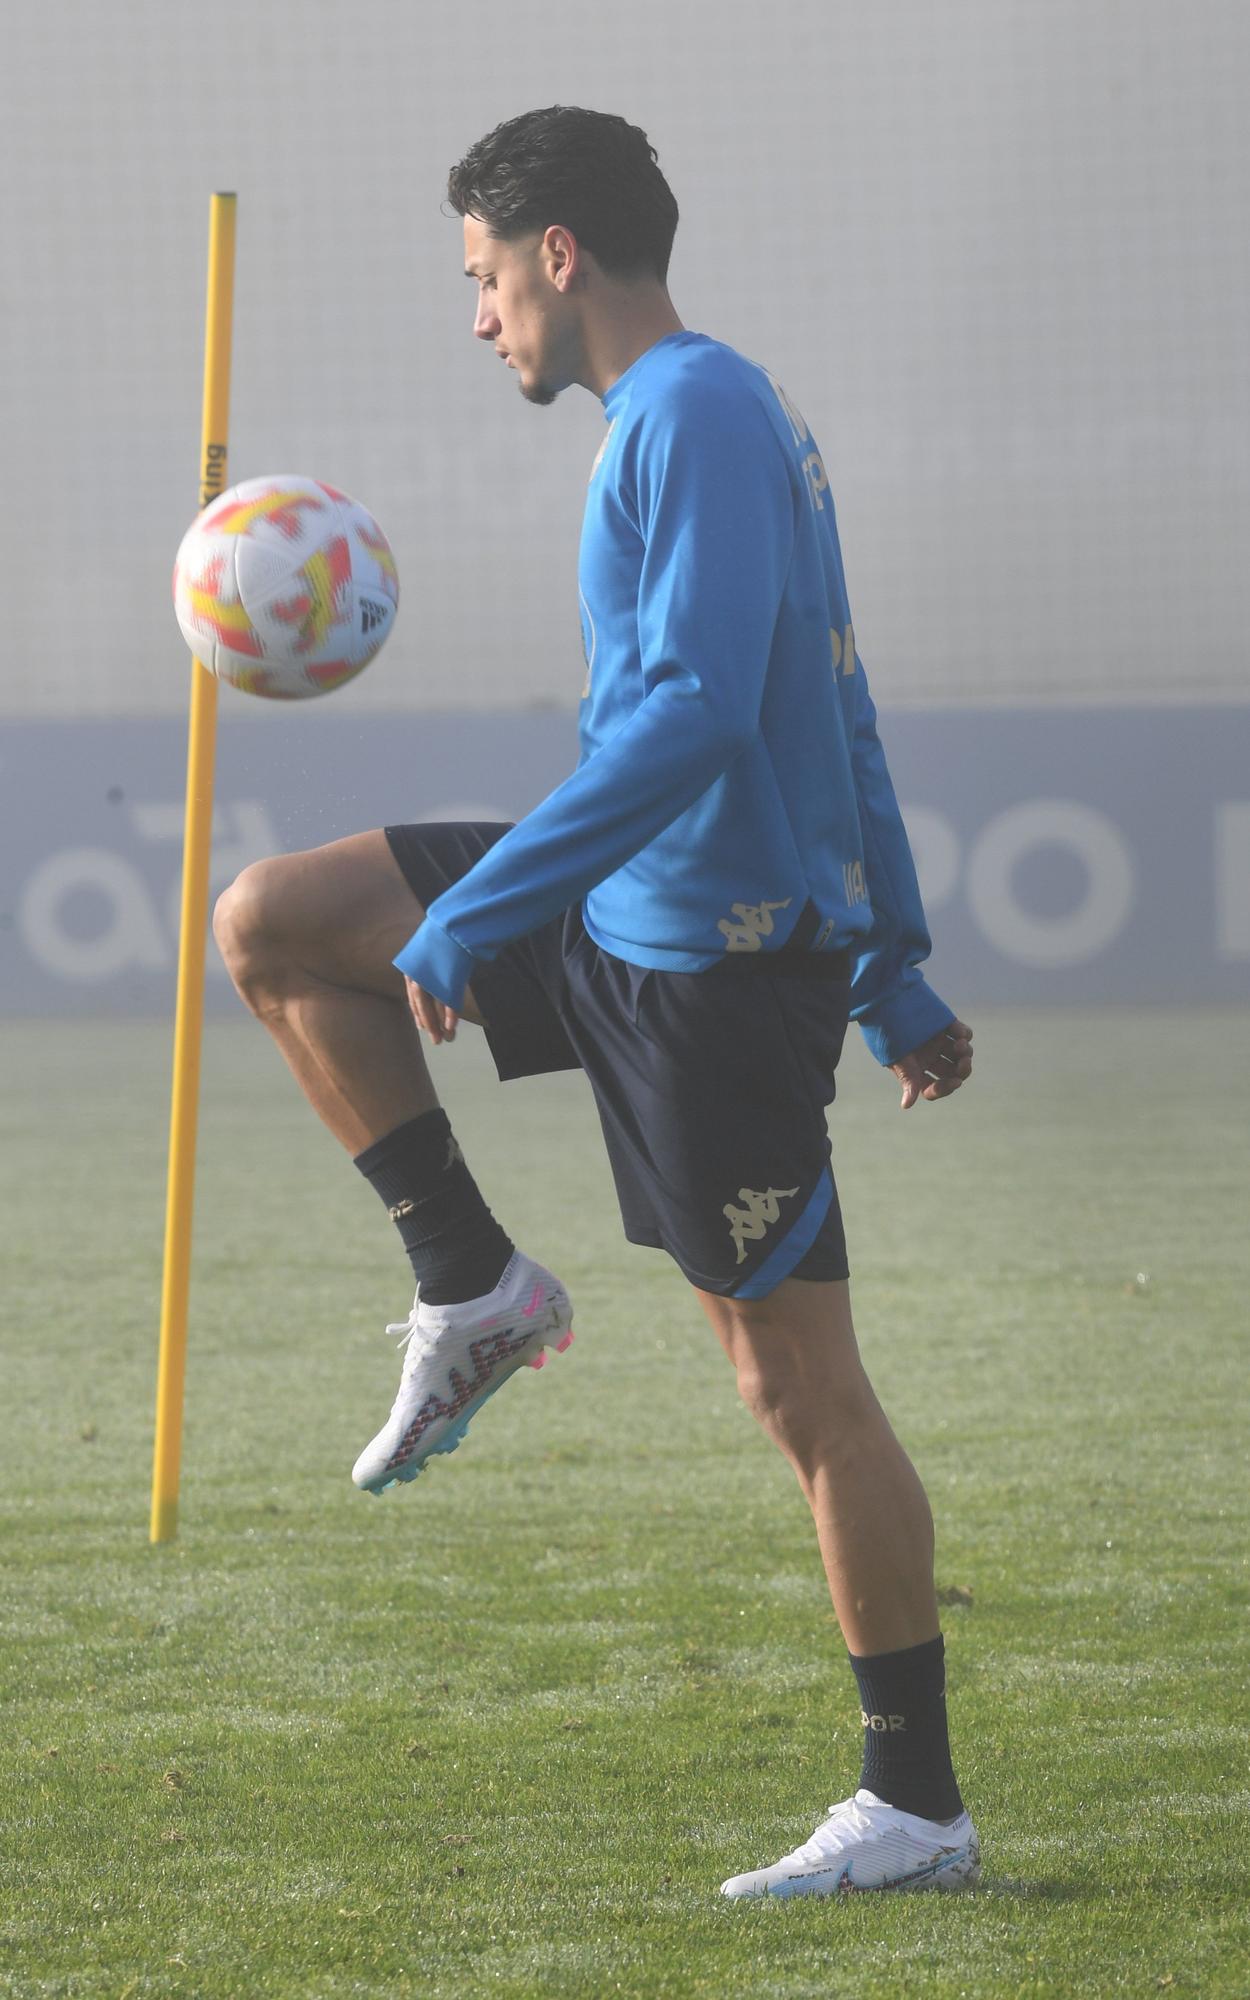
[[150, 193, 237, 1544]]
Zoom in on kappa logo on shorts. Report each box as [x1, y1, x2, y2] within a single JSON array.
[[724, 1185, 800, 1265], [717, 897, 792, 952]]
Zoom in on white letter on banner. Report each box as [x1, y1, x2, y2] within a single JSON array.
[[19, 849, 169, 981], [131, 800, 283, 975], [966, 801, 1135, 969], [1215, 803, 1250, 959]]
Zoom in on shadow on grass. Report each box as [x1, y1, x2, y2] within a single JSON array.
[[979, 1876, 1092, 1902]]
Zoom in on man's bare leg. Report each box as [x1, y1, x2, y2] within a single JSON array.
[[212, 829, 485, 1154], [694, 1276, 938, 1657], [703, 1275, 977, 1895], [213, 828, 572, 1494]]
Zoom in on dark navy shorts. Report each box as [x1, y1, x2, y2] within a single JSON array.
[[385, 822, 852, 1299]]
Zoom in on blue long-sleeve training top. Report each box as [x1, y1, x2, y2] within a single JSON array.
[[395, 330, 953, 1068]]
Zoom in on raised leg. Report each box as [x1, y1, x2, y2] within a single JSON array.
[[212, 829, 484, 1155]]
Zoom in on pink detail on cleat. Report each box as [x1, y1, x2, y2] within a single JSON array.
[[527, 1327, 573, 1370], [521, 1281, 546, 1318]]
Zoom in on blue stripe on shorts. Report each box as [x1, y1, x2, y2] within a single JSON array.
[[731, 1171, 835, 1300]]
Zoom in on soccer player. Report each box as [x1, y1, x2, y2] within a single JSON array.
[[214, 104, 979, 1899]]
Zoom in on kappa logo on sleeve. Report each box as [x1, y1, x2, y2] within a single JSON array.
[[724, 1185, 800, 1265]]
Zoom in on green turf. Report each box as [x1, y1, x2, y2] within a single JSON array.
[[2, 1010, 1248, 1998]]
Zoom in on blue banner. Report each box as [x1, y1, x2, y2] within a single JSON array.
[[2, 708, 1246, 1015]]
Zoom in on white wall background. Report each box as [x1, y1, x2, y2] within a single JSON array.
[[3, 0, 1246, 719]]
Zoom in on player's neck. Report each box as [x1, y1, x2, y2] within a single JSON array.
[[581, 295, 686, 400]]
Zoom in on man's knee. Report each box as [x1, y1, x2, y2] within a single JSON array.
[[212, 833, 438, 1015], [734, 1349, 801, 1438], [212, 856, 297, 990], [708, 1284, 876, 1463], [733, 1338, 841, 1426], [737, 1348, 878, 1476]]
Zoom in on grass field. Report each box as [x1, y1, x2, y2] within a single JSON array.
[[3, 1009, 1248, 1999]]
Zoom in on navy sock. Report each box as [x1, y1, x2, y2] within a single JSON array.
[[848, 1634, 964, 1822], [354, 1109, 514, 1306]]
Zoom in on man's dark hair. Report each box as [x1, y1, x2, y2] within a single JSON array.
[[447, 105, 679, 284]]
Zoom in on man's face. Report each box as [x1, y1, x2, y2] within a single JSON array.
[[463, 214, 567, 408]]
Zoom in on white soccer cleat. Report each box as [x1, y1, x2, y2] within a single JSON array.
[[351, 1250, 573, 1495], [720, 1789, 981, 1899]]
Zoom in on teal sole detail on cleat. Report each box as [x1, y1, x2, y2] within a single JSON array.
[[357, 1313, 573, 1496]]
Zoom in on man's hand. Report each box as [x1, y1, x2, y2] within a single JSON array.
[[889, 1019, 973, 1110], [404, 976, 460, 1046]]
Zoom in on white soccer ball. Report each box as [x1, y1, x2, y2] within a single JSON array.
[[172, 474, 399, 698]]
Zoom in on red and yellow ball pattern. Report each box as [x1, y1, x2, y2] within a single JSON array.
[[172, 475, 399, 699]]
